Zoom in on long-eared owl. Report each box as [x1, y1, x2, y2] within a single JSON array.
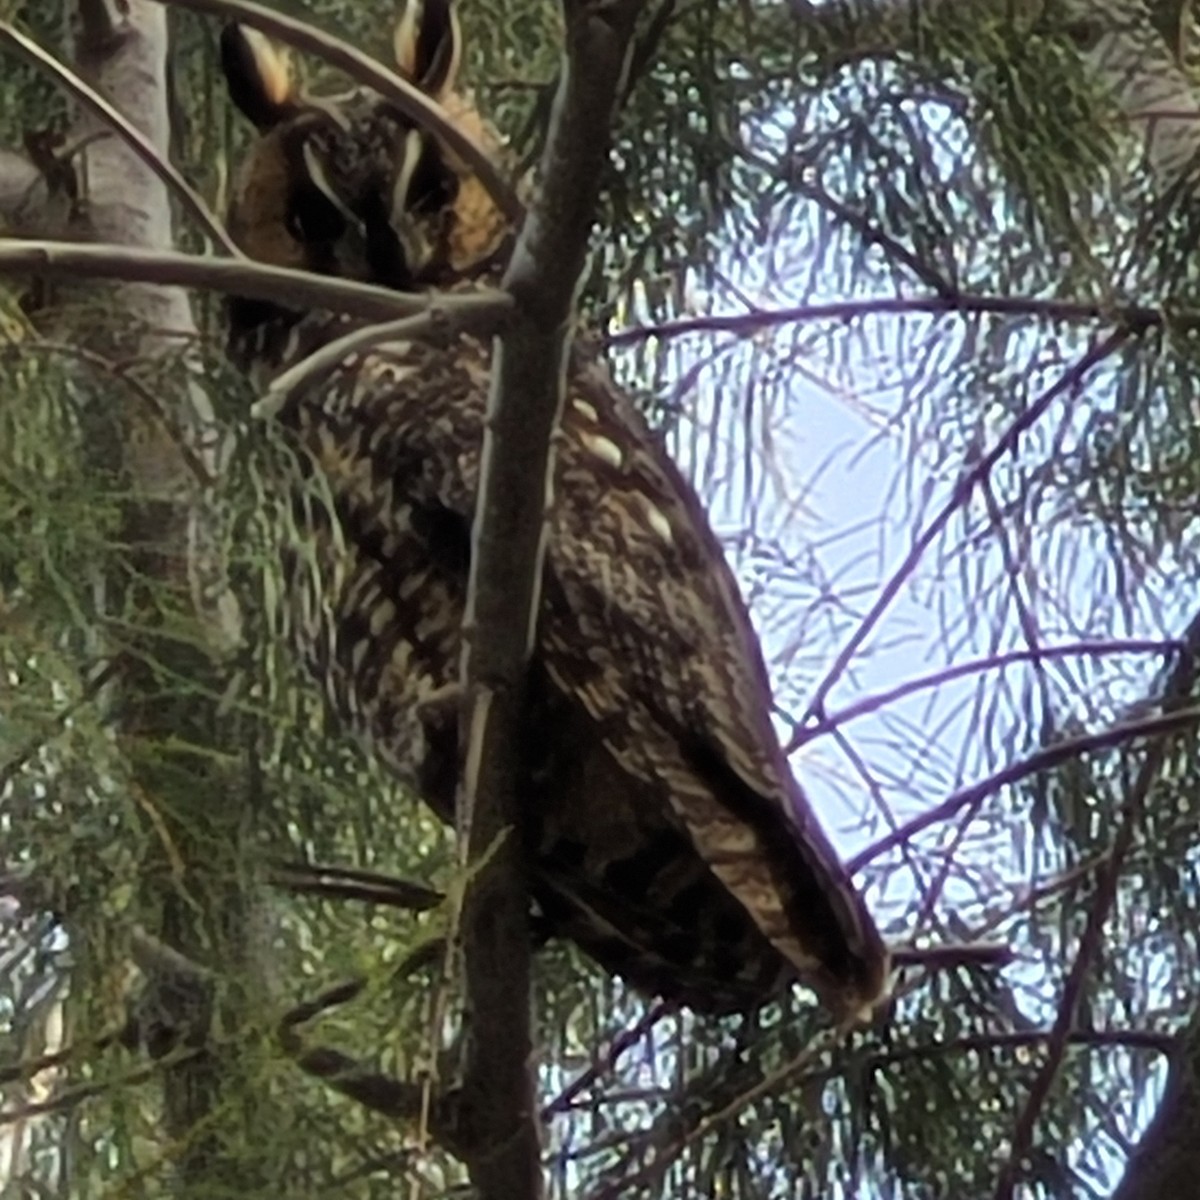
[[219, 0, 889, 1020]]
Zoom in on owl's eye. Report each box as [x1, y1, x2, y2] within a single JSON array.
[[284, 134, 356, 244], [405, 144, 456, 215], [286, 181, 347, 243], [394, 128, 457, 217]]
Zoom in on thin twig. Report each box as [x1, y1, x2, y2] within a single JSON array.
[[255, 293, 512, 417], [541, 1001, 675, 1120], [827, 720, 936, 920], [0, 1050, 202, 1126], [913, 792, 987, 930], [801, 327, 1136, 728], [0, 1030, 126, 1087], [787, 638, 1180, 752], [975, 855, 1109, 940], [849, 702, 1200, 874]]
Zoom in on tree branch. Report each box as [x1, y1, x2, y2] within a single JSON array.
[[800, 326, 1138, 727], [608, 294, 1184, 349], [450, 3, 640, 1197], [267, 860, 444, 911], [849, 702, 1200, 874], [995, 606, 1200, 1198], [541, 1001, 675, 1121], [787, 638, 1181, 752], [0, 239, 511, 323], [255, 298, 512, 418]]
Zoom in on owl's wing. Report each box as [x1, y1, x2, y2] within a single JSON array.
[[536, 355, 889, 1020]]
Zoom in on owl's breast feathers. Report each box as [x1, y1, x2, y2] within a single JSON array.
[[254, 308, 888, 1018]]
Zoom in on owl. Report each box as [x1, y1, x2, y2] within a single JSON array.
[[218, 0, 889, 1021]]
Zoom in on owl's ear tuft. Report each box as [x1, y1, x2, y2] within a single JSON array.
[[220, 23, 297, 130], [393, 0, 462, 97]]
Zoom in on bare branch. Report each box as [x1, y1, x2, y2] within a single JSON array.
[[541, 1001, 676, 1121], [890, 942, 1014, 971], [0, 1051, 202, 1127], [800, 327, 1137, 727], [0, 239, 504, 321], [789, 638, 1182, 752], [255, 296, 512, 418], [995, 607, 1200, 1198], [268, 860, 444, 911], [450, 3, 641, 1196], [609, 294, 1180, 350], [850, 703, 1200, 874]]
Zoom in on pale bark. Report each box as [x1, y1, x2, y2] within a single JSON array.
[[0, 2, 264, 1191]]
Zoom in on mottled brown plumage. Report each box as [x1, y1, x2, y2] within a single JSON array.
[[220, 2, 889, 1019]]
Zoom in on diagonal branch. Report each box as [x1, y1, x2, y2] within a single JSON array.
[[849, 702, 1200, 874], [255, 298, 512, 418], [799, 325, 1140, 727], [789, 638, 1181, 750], [994, 606, 1200, 1198]]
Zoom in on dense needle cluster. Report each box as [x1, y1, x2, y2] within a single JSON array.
[[220, 0, 889, 1020]]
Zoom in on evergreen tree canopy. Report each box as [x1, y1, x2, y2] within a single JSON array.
[[3, 0, 1200, 1196]]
